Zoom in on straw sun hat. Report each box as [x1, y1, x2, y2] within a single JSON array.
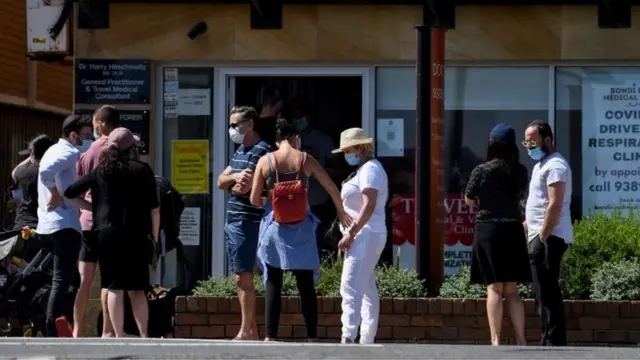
[[331, 127, 374, 153]]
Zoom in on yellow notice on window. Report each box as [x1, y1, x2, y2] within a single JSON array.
[[171, 140, 210, 194]]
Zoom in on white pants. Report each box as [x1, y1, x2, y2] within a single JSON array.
[[340, 229, 386, 344]]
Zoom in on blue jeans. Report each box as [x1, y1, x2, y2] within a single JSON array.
[[224, 220, 260, 274]]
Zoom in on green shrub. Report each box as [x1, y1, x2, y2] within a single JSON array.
[[194, 257, 427, 298], [192, 271, 299, 297], [561, 210, 640, 299], [438, 266, 534, 299], [590, 259, 640, 300], [376, 266, 427, 298]]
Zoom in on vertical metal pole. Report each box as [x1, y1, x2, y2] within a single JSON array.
[[414, 5, 432, 291]]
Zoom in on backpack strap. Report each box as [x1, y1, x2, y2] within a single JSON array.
[[296, 152, 307, 180], [269, 153, 280, 184]]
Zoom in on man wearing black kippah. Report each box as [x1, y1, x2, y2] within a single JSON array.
[[36, 115, 93, 337]]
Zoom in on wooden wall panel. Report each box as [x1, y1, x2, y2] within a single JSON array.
[[36, 62, 73, 110], [0, 0, 28, 99], [0, 105, 63, 229], [0, 0, 72, 112], [75, 4, 640, 62]]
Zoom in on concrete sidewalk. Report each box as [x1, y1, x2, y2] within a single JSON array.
[[0, 338, 639, 359]]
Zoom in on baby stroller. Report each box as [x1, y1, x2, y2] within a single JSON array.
[[0, 229, 53, 337]]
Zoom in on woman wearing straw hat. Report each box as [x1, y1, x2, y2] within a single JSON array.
[[333, 128, 389, 344]]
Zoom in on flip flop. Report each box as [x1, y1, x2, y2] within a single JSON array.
[[55, 316, 73, 338]]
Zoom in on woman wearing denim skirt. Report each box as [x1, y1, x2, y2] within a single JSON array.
[[250, 119, 351, 342]]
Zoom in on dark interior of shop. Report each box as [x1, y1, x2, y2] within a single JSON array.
[[234, 76, 362, 145]]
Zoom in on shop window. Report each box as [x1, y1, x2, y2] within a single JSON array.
[[376, 66, 549, 275], [555, 67, 640, 218], [161, 67, 214, 283]]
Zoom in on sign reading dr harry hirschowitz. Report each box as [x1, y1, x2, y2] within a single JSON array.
[[75, 59, 151, 104]]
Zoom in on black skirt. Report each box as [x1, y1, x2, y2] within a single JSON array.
[[97, 227, 150, 291], [470, 221, 532, 285]]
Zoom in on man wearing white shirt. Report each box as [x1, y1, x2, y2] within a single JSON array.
[[37, 115, 93, 337], [523, 120, 572, 347]]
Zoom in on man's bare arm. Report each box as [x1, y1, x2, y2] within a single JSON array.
[[217, 166, 236, 189]]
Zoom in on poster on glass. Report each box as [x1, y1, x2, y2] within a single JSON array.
[[582, 80, 640, 216]]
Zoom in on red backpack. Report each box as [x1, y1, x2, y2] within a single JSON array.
[[270, 152, 308, 224]]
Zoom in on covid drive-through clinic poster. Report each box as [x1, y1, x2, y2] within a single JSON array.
[[582, 80, 640, 215]]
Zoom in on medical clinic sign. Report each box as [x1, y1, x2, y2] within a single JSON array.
[[392, 193, 474, 276], [582, 80, 640, 215]]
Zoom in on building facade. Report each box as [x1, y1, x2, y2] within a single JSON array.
[[72, 2, 640, 285], [0, 0, 73, 229]]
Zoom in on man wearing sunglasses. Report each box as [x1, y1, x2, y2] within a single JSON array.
[[216, 105, 270, 340], [523, 120, 572, 347]]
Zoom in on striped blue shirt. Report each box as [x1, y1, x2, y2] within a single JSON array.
[[226, 140, 270, 223]]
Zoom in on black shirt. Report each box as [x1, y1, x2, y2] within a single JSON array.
[[254, 116, 278, 149], [465, 161, 528, 223], [64, 160, 159, 233], [13, 162, 39, 229]]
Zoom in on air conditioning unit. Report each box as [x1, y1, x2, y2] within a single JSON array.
[[26, 0, 72, 60]]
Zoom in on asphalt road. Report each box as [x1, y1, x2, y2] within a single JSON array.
[[0, 338, 638, 359]]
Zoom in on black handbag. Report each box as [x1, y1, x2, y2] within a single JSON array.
[[323, 170, 358, 249], [323, 218, 342, 250]]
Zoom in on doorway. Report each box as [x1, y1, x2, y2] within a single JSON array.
[[234, 76, 362, 150], [211, 67, 373, 277]]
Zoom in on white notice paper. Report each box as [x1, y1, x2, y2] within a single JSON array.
[[376, 119, 404, 157], [164, 68, 178, 82], [179, 207, 201, 246], [177, 89, 211, 116]]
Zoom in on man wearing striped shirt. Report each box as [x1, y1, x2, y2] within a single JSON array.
[[216, 106, 270, 340]]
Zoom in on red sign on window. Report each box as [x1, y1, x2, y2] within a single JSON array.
[[391, 194, 415, 246], [444, 194, 476, 246]]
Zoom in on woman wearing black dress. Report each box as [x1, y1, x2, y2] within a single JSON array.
[[65, 127, 159, 337], [464, 123, 531, 346]]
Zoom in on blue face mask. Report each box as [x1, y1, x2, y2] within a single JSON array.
[[77, 139, 92, 153], [345, 153, 360, 166], [93, 129, 100, 139], [528, 147, 545, 161], [294, 117, 308, 132]]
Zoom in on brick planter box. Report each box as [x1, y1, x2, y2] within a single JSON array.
[[174, 297, 640, 345]]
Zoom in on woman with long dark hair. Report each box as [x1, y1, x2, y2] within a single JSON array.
[[250, 119, 351, 342], [464, 123, 531, 346], [65, 128, 159, 337]]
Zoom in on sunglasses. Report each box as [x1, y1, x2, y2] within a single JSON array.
[[521, 140, 540, 149], [229, 120, 248, 129]]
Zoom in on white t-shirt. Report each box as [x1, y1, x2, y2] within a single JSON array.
[[341, 159, 389, 234], [525, 152, 573, 244]]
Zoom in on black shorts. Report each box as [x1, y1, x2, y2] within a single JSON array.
[[79, 230, 99, 263]]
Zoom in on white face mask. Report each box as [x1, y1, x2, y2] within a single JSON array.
[[228, 127, 245, 144]]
